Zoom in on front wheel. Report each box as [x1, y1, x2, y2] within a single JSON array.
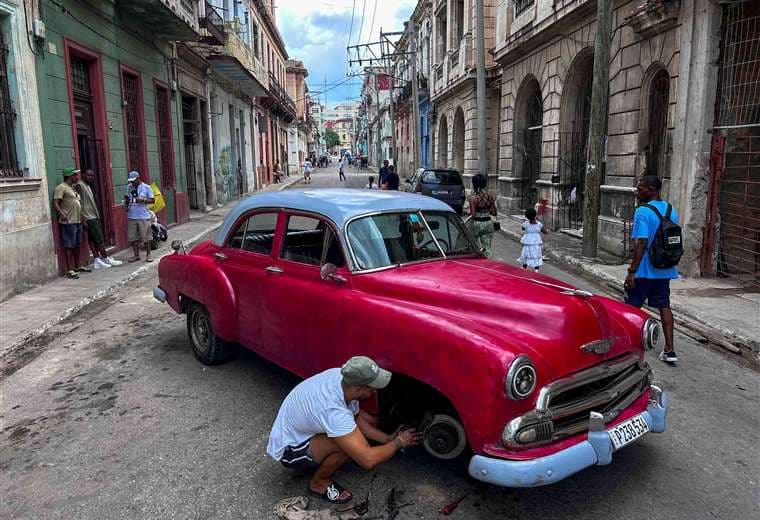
[[186, 302, 229, 365]]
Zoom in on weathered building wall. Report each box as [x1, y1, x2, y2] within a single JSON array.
[[0, 0, 57, 301]]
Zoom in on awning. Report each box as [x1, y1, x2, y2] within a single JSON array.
[[206, 55, 269, 98]]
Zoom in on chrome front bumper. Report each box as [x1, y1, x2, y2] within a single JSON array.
[[468, 385, 668, 488], [153, 286, 167, 303]]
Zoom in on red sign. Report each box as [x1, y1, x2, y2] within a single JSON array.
[[376, 74, 390, 91]]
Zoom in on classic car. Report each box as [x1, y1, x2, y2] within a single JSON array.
[[154, 189, 668, 488]]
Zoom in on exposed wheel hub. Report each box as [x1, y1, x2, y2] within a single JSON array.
[[423, 414, 467, 460]]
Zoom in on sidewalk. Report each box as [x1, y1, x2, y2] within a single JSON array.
[[497, 214, 760, 363], [0, 176, 302, 358]]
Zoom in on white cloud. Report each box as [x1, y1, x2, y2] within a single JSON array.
[[276, 0, 416, 107]]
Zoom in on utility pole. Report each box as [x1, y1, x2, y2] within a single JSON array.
[[582, 0, 613, 258], [475, 0, 488, 180], [409, 20, 421, 170]]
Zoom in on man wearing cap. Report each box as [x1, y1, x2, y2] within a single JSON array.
[[53, 167, 88, 279], [267, 356, 421, 504], [124, 171, 155, 262]]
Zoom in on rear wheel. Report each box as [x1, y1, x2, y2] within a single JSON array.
[[186, 302, 229, 365]]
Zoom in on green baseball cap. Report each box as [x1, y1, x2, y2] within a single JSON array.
[[341, 356, 392, 389], [62, 167, 80, 177]]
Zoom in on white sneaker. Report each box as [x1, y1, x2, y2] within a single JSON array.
[[94, 257, 111, 269], [106, 256, 123, 267]]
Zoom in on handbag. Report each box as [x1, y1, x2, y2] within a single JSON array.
[[493, 221, 501, 232]]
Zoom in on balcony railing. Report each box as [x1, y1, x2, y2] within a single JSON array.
[[450, 48, 460, 68], [198, 0, 225, 45], [267, 72, 297, 121]]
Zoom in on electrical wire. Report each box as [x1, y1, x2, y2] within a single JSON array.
[[347, 0, 357, 51], [22, 0, 41, 56], [356, 0, 367, 46]]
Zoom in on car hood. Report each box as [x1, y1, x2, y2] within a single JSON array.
[[355, 258, 634, 380]]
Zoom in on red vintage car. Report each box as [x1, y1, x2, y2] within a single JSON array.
[[154, 189, 668, 487]]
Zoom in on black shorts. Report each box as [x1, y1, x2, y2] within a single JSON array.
[[625, 278, 671, 309], [280, 438, 319, 471], [84, 218, 105, 245]]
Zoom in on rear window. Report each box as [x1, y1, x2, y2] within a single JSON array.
[[421, 170, 463, 186]]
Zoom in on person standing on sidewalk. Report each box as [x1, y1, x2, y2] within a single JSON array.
[[124, 171, 155, 263], [77, 169, 123, 269], [467, 173, 497, 258], [378, 160, 390, 188], [624, 175, 679, 365], [53, 167, 89, 279], [382, 165, 400, 190]]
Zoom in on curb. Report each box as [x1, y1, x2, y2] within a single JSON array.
[[1, 177, 301, 359], [497, 226, 759, 357]]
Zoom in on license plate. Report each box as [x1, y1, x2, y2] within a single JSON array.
[[432, 190, 449, 195], [608, 414, 649, 451]]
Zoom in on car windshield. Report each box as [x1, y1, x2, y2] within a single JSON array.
[[421, 170, 463, 185], [347, 211, 479, 270]]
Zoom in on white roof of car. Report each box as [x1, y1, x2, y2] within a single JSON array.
[[214, 189, 454, 246]]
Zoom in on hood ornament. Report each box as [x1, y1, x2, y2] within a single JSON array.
[[581, 338, 613, 355]]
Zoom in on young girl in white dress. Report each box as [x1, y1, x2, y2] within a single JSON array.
[[520, 208, 548, 271]]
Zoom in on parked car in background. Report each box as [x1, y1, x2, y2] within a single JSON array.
[[404, 168, 466, 214], [154, 189, 668, 489]]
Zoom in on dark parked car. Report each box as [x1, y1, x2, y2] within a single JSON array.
[[404, 168, 466, 214]]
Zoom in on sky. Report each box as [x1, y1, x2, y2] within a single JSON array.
[[277, 0, 417, 109]]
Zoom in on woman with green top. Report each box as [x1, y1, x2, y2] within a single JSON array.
[[468, 173, 497, 258]]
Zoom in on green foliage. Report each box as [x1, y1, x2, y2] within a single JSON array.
[[324, 128, 341, 150]]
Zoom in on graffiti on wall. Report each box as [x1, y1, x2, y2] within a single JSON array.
[[214, 146, 234, 202]]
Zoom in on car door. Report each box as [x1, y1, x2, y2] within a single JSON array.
[[261, 213, 351, 377], [216, 210, 280, 351]]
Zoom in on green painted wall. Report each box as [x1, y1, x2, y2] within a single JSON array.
[[36, 0, 185, 224]]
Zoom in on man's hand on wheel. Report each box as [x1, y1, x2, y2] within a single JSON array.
[[395, 428, 423, 449]]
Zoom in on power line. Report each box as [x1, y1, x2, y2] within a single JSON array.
[[347, 0, 357, 51], [356, 0, 367, 46], [368, 0, 378, 42]]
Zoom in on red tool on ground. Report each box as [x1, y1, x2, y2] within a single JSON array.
[[440, 492, 470, 515]]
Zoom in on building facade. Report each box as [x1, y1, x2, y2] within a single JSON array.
[[0, 0, 57, 301]]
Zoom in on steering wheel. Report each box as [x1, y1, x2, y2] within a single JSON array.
[[419, 238, 450, 251]]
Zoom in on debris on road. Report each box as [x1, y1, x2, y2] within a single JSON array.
[[274, 496, 362, 520]]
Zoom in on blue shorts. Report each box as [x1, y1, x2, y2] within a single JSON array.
[[60, 223, 83, 249], [625, 278, 671, 309]]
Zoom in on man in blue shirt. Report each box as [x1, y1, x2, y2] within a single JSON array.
[[378, 159, 390, 187], [124, 171, 155, 263], [625, 175, 679, 364]]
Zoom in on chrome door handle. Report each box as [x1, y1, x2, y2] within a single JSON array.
[[214, 252, 228, 261], [265, 266, 284, 274]]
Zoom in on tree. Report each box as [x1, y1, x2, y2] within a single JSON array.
[[324, 128, 341, 150]]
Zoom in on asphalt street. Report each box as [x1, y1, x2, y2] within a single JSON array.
[[1, 163, 758, 519]]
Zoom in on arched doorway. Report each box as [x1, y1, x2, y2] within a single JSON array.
[[514, 76, 543, 210], [438, 115, 448, 167], [644, 67, 670, 181], [558, 49, 594, 230], [452, 107, 465, 172]]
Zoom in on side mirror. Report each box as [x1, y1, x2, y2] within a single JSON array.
[[171, 240, 186, 254], [320, 263, 347, 283]]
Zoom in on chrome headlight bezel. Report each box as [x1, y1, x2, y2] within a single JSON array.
[[641, 318, 661, 350], [505, 355, 537, 400]]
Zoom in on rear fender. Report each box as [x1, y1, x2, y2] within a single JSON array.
[[158, 254, 238, 343]]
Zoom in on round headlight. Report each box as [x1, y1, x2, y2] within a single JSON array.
[[505, 356, 537, 400], [642, 318, 661, 350]]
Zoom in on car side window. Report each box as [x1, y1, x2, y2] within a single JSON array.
[[281, 215, 345, 267], [228, 212, 278, 255]]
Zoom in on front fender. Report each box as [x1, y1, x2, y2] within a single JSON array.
[[158, 254, 238, 343]]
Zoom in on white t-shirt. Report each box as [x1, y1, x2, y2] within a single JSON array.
[[267, 368, 359, 460]]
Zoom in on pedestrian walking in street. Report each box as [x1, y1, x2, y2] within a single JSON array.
[[267, 356, 421, 504], [76, 169, 123, 269], [383, 165, 400, 190], [303, 159, 313, 183], [273, 161, 284, 183], [624, 175, 682, 365], [467, 174, 497, 258], [365, 175, 379, 190], [378, 159, 390, 187], [124, 171, 155, 263], [53, 167, 88, 279], [338, 157, 346, 182], [519, 208, 548, 271]]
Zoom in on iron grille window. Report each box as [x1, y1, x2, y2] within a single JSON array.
[[515, 0, 534, 16], [646, 69, 670, 179], [0, 31, 20, 179], [70, 56, 91, 96], [155, 85, 175, 188], [122, 71, 144, 174]]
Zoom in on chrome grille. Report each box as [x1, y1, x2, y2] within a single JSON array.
[[503, 354, 652, 448]]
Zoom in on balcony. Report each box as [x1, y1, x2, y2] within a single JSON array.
[[205, 22, 269, 98], [260, 72, 297, 123], [117, 0, 199, 40], [198, 1, 225, 45]]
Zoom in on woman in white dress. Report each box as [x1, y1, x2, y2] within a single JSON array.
[[519, 208, 548, 271]]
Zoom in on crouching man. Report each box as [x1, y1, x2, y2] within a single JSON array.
[[267, 356, 421, 504]]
